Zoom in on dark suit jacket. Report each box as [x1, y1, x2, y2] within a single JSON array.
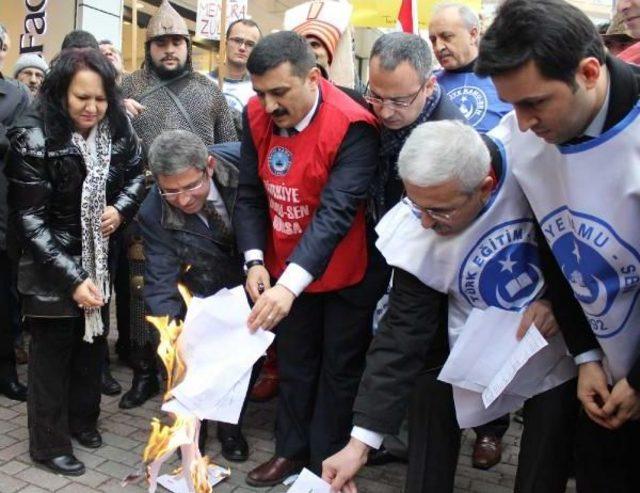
[[139, 143, 243, 319]]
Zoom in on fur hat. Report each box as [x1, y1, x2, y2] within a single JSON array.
[[13, 53, 49, 78]]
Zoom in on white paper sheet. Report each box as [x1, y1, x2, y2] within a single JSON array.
[[156, 465, 229, 493], [481, 325, 548, 408], [286, 468, 331, 493], [438, 306, 575, 427], [167, 286, 274, 424]]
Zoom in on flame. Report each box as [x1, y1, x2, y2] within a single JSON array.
[[143, 415, 195, 463], [178, 281, 193, 307], [147, 315, 187, 399], [191, 456, 212, 493], [140, 283, 224, 492]]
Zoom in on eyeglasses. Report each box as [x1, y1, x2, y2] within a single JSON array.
[[228, 37, 257, 49], [159, 170, 207, 199], [402, 195, 472, 223], [364, 83, 425, 110]]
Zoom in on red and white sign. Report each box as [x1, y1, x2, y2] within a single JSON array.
[[196, 0, 248, 40]]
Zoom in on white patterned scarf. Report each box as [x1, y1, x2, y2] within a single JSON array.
[[71, 120, 112, 342]]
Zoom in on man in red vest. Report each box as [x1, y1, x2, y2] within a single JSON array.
[[234, 31, 388, 486]]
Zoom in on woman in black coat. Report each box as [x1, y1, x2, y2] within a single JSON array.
[[5, 48, 145, 476]]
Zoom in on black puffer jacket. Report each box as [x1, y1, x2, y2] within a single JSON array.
[[5, 108, 145, 317]]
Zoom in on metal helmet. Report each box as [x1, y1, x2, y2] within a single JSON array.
[[146, 0, 190, 42]]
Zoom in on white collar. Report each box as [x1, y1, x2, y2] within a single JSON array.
[[293, 87, 320, 133], [583, 77, 611, 138]]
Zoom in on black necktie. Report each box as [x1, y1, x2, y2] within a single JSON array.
[[286, 127, 299, 137], [202, 201, 233, 244]]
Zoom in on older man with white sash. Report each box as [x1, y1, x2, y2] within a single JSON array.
[[321, 120, 579, 493]]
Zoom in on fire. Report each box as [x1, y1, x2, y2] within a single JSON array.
[[147, 315, 187, 400], [191, 456, 212, 493], [143, 415, 195, 464], [134, 283, 226, 493]]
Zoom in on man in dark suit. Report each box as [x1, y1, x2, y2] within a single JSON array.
[[140, 130, 249, 463], [0, 26, 30, 401], [366, 32, 465, 221], [234, 31, 389, 486], [473, 1, 640, 491]]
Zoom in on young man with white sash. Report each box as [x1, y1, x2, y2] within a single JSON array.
[[322, 120, 579, 493], [475, 1, 640, 491]]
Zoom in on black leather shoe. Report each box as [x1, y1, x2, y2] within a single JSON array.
[[72, 429, 102, 448], [36, 454, 85, 476], [101, 367, 122, 396], [219, 432, 249, 462], [367, 446, 406, 466], [119, 370, 159, 409], [0, 378, 27, 402]]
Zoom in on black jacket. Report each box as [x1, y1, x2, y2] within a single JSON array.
[[5, 108, 145, 317], [353, 268, 449, 434], [140, 143, 244, 319]]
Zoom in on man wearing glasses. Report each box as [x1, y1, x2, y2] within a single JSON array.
[[323, 120, 580, 493], [362, 31, 465, 467], [210, 19, 262, 112], [366, 32, 464, 221], [138, 129, 252, 462]]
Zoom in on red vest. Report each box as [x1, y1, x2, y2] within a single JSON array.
[[247, 78, 378, 293]]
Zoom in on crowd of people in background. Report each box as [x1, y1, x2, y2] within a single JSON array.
[[1, 0, 640, 492]]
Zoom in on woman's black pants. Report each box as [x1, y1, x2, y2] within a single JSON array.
[[27, 316, 105, 461]]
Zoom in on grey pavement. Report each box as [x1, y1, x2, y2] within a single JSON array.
[[0, 338, 577, 493]]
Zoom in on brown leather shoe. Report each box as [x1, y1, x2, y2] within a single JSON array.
[[249, 375, 279, 402], [246, 456, 306, 487], [472, 435, 502, 470]]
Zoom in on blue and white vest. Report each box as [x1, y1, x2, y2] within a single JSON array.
[[499, 104, 640, 382], [436, 70, 512, 133], [375, 146, 575, 392]]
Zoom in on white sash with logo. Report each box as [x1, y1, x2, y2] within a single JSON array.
[[375, 151, 575, 419], [500, 104, 640, 382]]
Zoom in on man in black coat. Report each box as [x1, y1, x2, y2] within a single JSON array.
[[0, 45, 31, 401], [140, 130, 251, 462]]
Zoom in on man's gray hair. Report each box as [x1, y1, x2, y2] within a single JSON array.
[[432, 3, 480, 31], [370, 32, 433, 83], [398, 120, 490, 193], [148, 130, 208, 176]]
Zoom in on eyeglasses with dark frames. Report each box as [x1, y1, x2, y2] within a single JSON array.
[[364, 82, 426, 110]]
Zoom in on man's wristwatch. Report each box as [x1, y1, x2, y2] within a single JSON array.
[[243, 259, 264, 274]]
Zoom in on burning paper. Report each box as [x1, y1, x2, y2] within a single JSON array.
[[124, 285, 231, 493], [126, 284, 274, 492]]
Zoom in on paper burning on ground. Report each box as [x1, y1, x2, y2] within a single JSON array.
[[123, 286, 229, 493]]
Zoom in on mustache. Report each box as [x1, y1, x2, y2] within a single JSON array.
[[161, 56, 180, 62], [272, 108, 288, 117]]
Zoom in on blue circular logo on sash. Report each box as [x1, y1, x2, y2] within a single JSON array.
[[459, 219, 544, 310], [541, 207, 640, 338], [448, 86, 488, 128], [268, 146, 293, 176]]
